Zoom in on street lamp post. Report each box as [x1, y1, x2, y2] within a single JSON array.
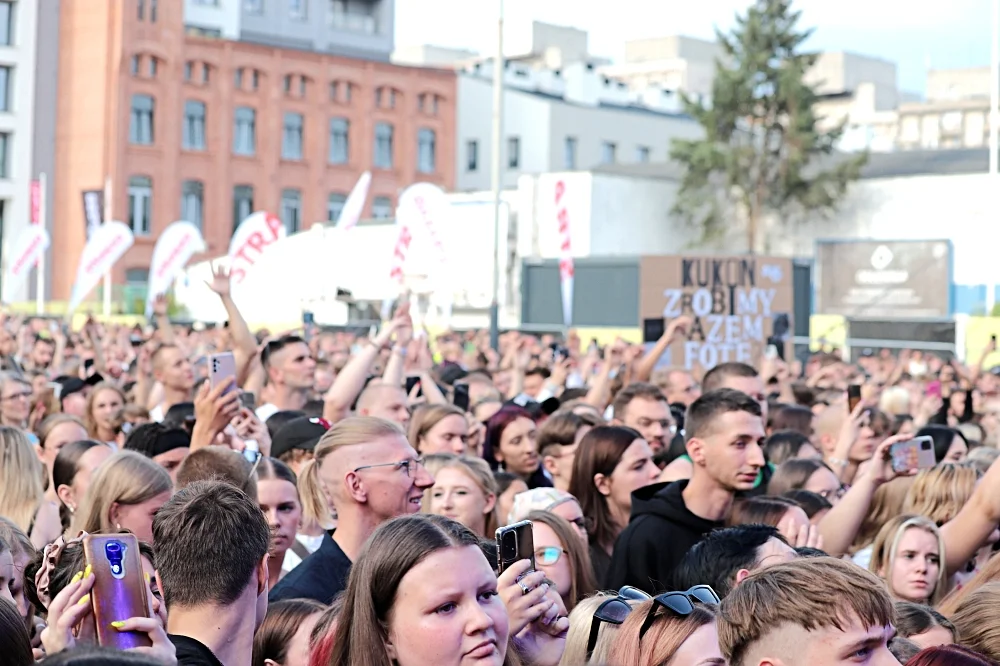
[[489, 0, 505, 351]]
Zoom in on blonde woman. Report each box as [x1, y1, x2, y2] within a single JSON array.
[[903, 463, 979, 526], [83, 382, 126, 444], [407, 403, 471, 456], [37, 414, 90, 503], [869, 514, 948, 605], [559, 593, 642, 666], [423, 453, 498, 538], [70, 450, 173, 544], [0, 426, 61, 548], [948, 581, 1000, 662]]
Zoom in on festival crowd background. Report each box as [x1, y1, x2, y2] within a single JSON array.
[[1, 275, 1000, 665]]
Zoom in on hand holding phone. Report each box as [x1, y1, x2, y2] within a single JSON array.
[[82, 534, 152, 649]]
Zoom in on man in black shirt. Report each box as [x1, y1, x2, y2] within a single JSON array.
[[154, 481, 270, 666], [270, 416, 434, 603], [605, 389, 766, 593]]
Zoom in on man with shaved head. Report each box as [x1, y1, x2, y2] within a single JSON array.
[[256, 335, 317, 422], [149, 344, 195, 422], [355, 380, 411, 428], [269, 416, 434, 603]]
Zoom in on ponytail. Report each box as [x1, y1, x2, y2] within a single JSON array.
[[298, 457, 334, 531]]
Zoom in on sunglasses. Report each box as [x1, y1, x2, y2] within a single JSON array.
[[587, 586, 652, 658], [638, 585, 720, 640]]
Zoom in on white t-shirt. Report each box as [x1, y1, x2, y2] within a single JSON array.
[[149, 404, 165, 423], [256, 403, 279, 423], [281, 533, 326, 573]]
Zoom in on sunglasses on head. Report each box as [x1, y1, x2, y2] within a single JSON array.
[[638, 585, 720, 640], [587, 586, 652, 658]]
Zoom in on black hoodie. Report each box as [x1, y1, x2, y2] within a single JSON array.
[[604, 480, 724, 594]]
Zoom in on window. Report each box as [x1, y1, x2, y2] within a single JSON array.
[[234, 68, 243, 90], [280, 188, 302, 233], [0, 2, 10, 46], [282, 112, 304, 160], [0, 66, 11, 112], [601, 141, 617, 164], [245, 0, 264, 13], [181, 180, 204, 229], [417, 128, 436, 173], [466, 140, 478, 171], [137, 0, 145, 20], [128, 176, 153, 235], [507, 137, 520, 169], [132, 56, 141, 76], [636, 145, 650, 163], [150, 0, 158, 21], [376, 87, 396, 109], [233, 106, 256, 155], [233, 185, 254, 232], [299, 76, 306, 97], [329, 117, 349, 164], [327, 192, 347, 223], [251, 69, 260, 90], [182, 100, 206, 150], [202, 63, 210, 84], [564, 137, 577, 169], [372, 196, 392, 220], [374, 122, 394, 169], [184, 61, 193, 81], [330, 81, 352, 104], [129, 94, 155, 145], [193, 0, 219, 4], [148, 57, 158, 78], [125, 268, 149, 286], [0, 132, 10, 178], [283, 75, 292, 94], [289, 0, 306, 19], [419, 93, 439, 116]]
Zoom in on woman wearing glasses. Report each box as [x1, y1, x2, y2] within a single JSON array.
[[525, 511, 596, 613], [0, 373, 33, 429], [607, 586, 724, 666]]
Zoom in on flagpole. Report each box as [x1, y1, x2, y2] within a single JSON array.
[[988, 0, 999, 314], [35, 173, 46, 315], [102, 176, 112, 317]]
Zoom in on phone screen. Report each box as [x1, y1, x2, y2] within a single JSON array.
[[847, 385, 862, 413], [405, 376, 422, 397], [453, 384, 470, 412], [643, 318, 666, 344]]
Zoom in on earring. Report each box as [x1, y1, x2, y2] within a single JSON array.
[[115, 523, 121, 530]]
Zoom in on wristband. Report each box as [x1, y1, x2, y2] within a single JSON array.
[[392, 346, 407, 357], [828, 457, 848, 468]]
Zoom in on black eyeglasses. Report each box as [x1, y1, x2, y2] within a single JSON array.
[[587, 586, 652, 658], [638, 585, 720, 640], [353, 458, 424, 477]]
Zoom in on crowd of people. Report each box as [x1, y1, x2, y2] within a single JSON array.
[[1, 274, 1000, 665]]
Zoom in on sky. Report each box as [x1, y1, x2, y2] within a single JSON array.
[[394, 0, 993, 95]]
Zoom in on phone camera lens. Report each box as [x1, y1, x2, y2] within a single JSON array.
[[502, 533, 517, 560], [920, 441, 931, 450]]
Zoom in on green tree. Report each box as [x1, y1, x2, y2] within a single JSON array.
[[670, 0, 868, 252]]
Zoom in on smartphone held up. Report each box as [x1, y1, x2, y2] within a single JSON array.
[[496, 520, 535, 574], [889, 436, 936, 474], [81, 534, 153, 649]]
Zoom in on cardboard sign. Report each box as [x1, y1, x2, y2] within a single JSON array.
[[639, 255, 794, 375]]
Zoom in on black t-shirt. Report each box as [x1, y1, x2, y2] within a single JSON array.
[[269, 530, 352, 604], [170, 634, 224, 666]]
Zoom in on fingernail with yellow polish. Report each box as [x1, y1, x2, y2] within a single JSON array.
[[77, 595, 90, 606], [84, 565, 92, 577], [144, 572, 150, 583], [71, 571, 83, 584], [111, 621, 125, 629]]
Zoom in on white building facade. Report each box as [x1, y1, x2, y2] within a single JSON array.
[[456, 59, 703, 192], [0, 0, 58, 302]]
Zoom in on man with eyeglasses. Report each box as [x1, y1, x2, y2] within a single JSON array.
[[270, 417, 434, 604]]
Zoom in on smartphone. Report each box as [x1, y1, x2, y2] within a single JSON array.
[[643, 318, 666, 344], [765, 344, 779, 360], [890, 436, 937, 474], [405, 375, 422, 397], [495, 520, 535, 575], [453, 384, 470, 412], [209, 352, 237, 395], [82, 534, 152, 649], [239, 390, 256, 412], [847, 384, 862, 413]]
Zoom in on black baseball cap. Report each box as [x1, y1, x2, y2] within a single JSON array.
[[271, 417, 330, 460], [56, 374, 104, 401]]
